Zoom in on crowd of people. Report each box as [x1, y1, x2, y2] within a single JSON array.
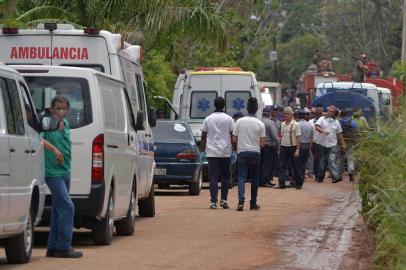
[[200, 96, 366, 211]]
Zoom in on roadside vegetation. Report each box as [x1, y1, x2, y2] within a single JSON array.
[[356, 63, 406, 269]]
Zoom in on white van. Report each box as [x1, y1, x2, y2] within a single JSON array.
[[12, 65, 155, 245], [377, 87, 392, 119], [0, 24, 156, 217], [315, 82, 380, 116], [0, 64, 58, 263], [172, 68, 263, 142]]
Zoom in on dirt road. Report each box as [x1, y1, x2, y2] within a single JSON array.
[[0, 178, 373, 270]]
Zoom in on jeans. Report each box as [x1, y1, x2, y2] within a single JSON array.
[[307, 148, 314, 175], [316, 145, 340, 181], [338, 146, 356, 175], [278, 146, 301, 187], [45, 175, 75, 252], [260, 145, 277, 184], [207, 157, 231, 203], [297, 144, 310, 187], [237, 151, 260, 206]]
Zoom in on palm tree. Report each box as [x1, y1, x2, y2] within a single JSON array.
[[12, 0, 228, 50]]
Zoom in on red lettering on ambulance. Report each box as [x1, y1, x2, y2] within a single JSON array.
[[10, 47, 17, 59]]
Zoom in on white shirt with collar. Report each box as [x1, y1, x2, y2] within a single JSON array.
[[315, 116, 343, 148]]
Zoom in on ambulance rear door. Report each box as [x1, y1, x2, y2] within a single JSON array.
[[0, 34, 52, 65]]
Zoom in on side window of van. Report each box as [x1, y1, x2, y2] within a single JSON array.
[[135, 75, 147, 120], [123, 89, 136, 130], [19, 82, 37, 130], [0, 78, 25, 135]]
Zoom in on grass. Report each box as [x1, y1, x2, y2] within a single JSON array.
[[355, 104, 406, 269]]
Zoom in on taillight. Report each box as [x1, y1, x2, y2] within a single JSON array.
[[176, 150, 197, 160], [84, 27, 100, 35], [2, 27, 18, 34], [92, 134, 104, 183]]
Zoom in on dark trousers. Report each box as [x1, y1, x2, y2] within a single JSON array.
[[312, 143, 322, 178], [278, 146, 301, 187], [46, 175, 74, 252], [237, 151, 260, 206], [297, 144, 310, 187], [208, 157, 231, 203], [260, 145, 277, 184]]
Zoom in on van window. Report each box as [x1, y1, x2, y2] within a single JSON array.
[[25, 76, 92, 129], [123, 89, 136, 130], [135, 75, 147, 119], [0, 78, 25, 135], [19, 82, 37, 130], [190, 91, 217, 119], [225, 91, 251, 117]]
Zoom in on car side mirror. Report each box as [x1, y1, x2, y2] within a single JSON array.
[[40, 115, 60, 132], [148, 107, 157, 127], [135, 111, 145, 131]]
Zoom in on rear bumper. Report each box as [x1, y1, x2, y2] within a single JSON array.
[[153, 162, 200, 184]]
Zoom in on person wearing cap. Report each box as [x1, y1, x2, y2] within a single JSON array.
[[270, 105, 282, 133], [296, 110, 314, 189], [353, 54, 369, 82], [275, 106, 301, 189], [201, 97, 235, 210], [232, 97, 265, 211], [314, 106, 346, 183], [259, 106, 279, 187]]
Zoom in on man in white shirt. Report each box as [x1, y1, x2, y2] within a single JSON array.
[[275, 106, 301, 189], [315, 106, 346, 183], [201, 97, 236, 209], [232, 97, 265, 211]]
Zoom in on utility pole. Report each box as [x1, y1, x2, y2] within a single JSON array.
[[402, 0, 406, 62]]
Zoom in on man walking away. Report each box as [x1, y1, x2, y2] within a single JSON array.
[[260, 106, 279, 187], [309, 104, 323, 179], [42, 96, 82, 258], [232, 97, 265, 211], [339, 110, 359, 182], [276, 107, 301, 189], [201, 97, 235, 209], [315, 106, 346, 183], [297, 110, 314, 189]]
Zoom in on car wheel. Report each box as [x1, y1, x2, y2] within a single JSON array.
[[189, 170, 202, 196], [115, 184, 136, 236], [92, 191, 114, 245], [5, 206, 34, 264], [139, 184, 155, 217]]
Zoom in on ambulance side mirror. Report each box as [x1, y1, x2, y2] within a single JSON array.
[[148, 107, 157, 127]]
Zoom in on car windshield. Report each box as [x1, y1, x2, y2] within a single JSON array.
[[25, 76, 92, 129], [152, 122, 193, 141]]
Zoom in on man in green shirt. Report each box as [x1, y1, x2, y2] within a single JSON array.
[[42, 96, 82, 259]]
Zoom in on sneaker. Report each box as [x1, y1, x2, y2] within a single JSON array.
[[274, 185, 286, 189], [220, 200, 229, 209], [210, 202, 217, 209], [54, 249, 83, 259], [236, 203, 244, 211], [295, 185, 303, 190], [250, 204, 260, 210]]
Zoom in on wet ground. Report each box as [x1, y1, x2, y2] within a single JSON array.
[[0, 176, 373, 270]]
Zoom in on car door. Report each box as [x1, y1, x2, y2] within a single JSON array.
[[0, 77, 31, 225], [0, 78, 10, 226]]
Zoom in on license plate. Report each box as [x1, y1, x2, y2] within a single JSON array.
[[154, 168, 166, 176]]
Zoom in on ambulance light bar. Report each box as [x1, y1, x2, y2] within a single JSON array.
[[2, 27, 19, 34], [84, 27, 100, 35]]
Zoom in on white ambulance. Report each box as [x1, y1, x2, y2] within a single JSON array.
[[172, 67, 263, 143], [0, 24, 156, 243]]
